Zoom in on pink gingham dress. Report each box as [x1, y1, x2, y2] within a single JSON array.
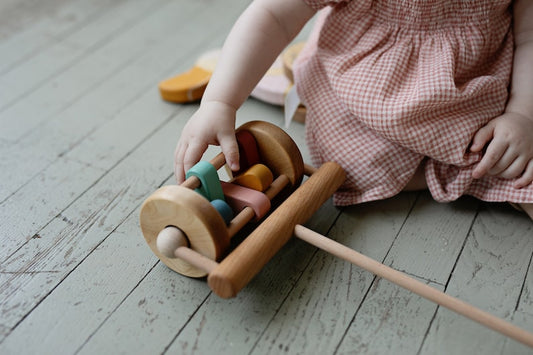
[[294, 0, 533, 205]]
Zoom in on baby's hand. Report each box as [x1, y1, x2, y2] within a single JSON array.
[[470, 112, 533, 188], [174, 101, 240, 183]]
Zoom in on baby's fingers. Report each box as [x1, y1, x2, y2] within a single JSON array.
[[495, 156, 528, 179], [174, 143, 187, 183], [472, 139, 508, 179], [470, 123, 494, 153], [183, 141, 209, 173], [174, 141, 208, 183], [218, 134, 240, 172], [514, 161, 533, 189]]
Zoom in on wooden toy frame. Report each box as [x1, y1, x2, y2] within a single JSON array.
[[140, 121, 533, 348]]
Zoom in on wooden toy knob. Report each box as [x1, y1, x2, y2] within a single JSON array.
[[139, 185, 229, 277], [156, 226, 188, 258]]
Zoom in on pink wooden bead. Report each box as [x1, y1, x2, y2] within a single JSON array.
[[221, 181, 270, 221]]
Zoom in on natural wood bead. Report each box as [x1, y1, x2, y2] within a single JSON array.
[[156, 226, 188, 258]]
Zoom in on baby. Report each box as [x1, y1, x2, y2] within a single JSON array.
[[174, 0, 533, 219]]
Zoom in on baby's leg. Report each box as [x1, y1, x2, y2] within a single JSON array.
[[402, 162, 532, 221], [518, 203, 533, 220], [403, 162, 427, 191]]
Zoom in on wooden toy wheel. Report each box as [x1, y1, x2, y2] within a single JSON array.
[[139, 185, 230, 277], [237, 121, 304, 188]]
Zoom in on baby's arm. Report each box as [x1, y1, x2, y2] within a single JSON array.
[[471, 0, 533, 188], [174, 0, 316, 182]]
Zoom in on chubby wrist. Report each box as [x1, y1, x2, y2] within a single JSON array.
[[200, 99, 238, 117], [504, 97, 533, 121]]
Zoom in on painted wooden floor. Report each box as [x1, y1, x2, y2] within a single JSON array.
[[1, 1, 533, 354]]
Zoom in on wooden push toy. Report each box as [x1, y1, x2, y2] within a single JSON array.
[[140, 121, 533, 347]]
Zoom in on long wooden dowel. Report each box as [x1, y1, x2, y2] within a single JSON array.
[[293, 224, 533, 348]]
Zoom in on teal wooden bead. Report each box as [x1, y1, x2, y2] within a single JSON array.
[[210, 199, 233, 225], [186, 161, 225, 201]]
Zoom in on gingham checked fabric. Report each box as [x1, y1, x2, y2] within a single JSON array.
[[294, 0, 533, 205]]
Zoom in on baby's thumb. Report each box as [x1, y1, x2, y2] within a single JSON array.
[[219, 135, 240, 172], [470, 123, 494, 152]]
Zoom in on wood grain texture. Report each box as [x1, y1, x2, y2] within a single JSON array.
[[0, 0, 175, 141], [237, 120, 304, 188], [0, 0, 120, 71], [251, 194, 417, 354], [383, 193, 479, 284], [0, 0, 249, 344], [337, 277, 443, 354], [420, 204, 533, 353]]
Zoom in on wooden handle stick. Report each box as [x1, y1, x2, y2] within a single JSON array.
[[293, 224, 533, 348], [208, 161, 346, 298]]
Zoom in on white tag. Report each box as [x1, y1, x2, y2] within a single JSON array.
[[284, 84, 301, 129]]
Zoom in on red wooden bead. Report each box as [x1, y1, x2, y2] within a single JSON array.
[[236, 130, 260, 173]]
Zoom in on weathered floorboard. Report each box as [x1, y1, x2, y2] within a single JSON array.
[[1, 1, 532, 354]]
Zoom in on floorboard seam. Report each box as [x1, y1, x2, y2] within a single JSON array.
[[333, 192, 422, 354], [416, 203, 480, 354], [0, 0, 168, 114], [247, 208, 344, 355], [73, 260, 161, 355]]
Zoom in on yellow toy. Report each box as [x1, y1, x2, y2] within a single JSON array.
[[158, 49, 220, 103]]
